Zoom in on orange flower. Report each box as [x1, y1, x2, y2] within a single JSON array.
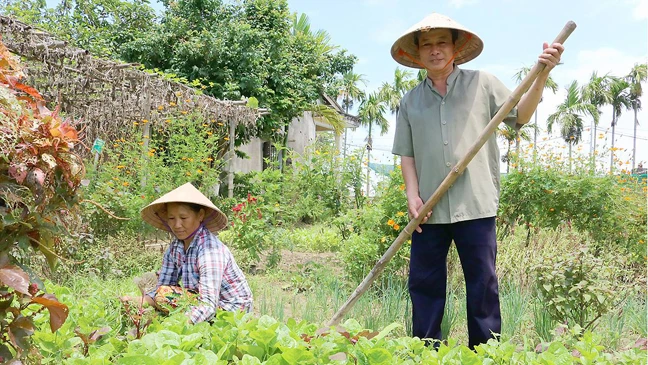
[[122, 182, 130, 187], [393, 224, 400, 230], [387, 219, 395, 227]]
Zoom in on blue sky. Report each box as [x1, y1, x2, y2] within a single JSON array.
[[44, 0, 648, 172]]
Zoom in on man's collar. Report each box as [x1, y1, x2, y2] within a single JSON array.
[[424, 64, 461, 90]]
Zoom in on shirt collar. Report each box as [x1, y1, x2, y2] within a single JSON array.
[[424, 64, 461, 91]]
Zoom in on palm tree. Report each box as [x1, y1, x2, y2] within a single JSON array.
[[607, 77, 632, 173], [338, 71, 367, 157], [513, 66, 558, 162], [625, 63, 647, 171], [358, 92, 388, 196], [291, 13, 336, 56], [497, 125, 532, 172], [581, 72, 612, 168], [547, 81, 599, 172], [378, 67, 416, 116]]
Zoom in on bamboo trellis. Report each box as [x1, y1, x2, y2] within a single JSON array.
[[0, 15, 268, 153]]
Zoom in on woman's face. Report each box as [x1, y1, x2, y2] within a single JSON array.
[[166, 203, 205, 241]]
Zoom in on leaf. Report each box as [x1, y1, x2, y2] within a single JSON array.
[[8, 316, 35, 353], [13, 82, 44, 102], [373, 323, 401, 341], [0, 263, 30, 295], [329, 352, 347, 361], [280, 347, 314, 364], [365, 348, 392, 364], [0, 343, 13, 363], [31, 294, 69, 332]]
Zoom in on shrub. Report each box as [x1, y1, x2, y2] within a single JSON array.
[[499, 166, 646, 263], [533, 247, 615, 331]]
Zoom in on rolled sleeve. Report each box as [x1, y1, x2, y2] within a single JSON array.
[[486, 72, 518, 129], [392, 99, 414, 157]]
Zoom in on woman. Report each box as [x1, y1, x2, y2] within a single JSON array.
[[125, 182, 253, 324]]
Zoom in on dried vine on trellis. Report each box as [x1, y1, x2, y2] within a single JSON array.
[[0, 15, 268, 155]]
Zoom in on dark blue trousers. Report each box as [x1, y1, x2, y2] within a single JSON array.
[[409, 216, 501, 349]]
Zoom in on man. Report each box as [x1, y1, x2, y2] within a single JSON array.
[[390, 13, 563, 348]]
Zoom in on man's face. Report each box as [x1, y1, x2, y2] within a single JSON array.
[[417, 29, 455, 73]]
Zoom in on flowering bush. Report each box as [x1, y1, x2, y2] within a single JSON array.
[[82, 113, 226, 237], [226, 193, 276, 270]]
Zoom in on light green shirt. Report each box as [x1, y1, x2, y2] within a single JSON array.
[[392, 65, 518, 224]]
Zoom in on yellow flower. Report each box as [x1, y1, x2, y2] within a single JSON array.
[[381, 237, 387, 243], [142, 119, 149, 124], [116, 165, 125, 169], [399, 184, 405, 191], [639, 240, 645, 244], [207, 132, 213, 136], [157, 105, 164, 110], [387, 219, 395, 227], [113, 144, 119, 147], [133, 122, 139, 126], [181, 111, 188, 115], [396, 165, 401, 170], [203, 124, 208, 127], [186, 172, 192, 176], [393, 224, 400, 230], [169, 102, 176, 107], [217, 122, 224, 126], [188, 158, 194, 162], [138, 142, 144, 145], [165, 119, 172, 123], [147, 152, 154, 157], [623, 197, 631, 201], [197, 169, 203, 174], [224, 137, 230, 141], [122, 182, 130, 187], [549, 208, 555, 211], [396, 211, 406, 217]]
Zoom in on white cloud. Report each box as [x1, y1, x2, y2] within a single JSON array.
[[628, 0, 648, 20], [448, 0, 479, 9]]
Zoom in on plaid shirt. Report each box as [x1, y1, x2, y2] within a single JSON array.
[[147, 226, 253, 323]]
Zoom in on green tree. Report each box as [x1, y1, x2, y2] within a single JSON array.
[[607, 77, 632, 173], [548, 81, 599, 172], [358, 92, 388, 196], [2, 0, 158, 58], [120, 0, 355, 148], [513, 66, 558, 162], [378, 67, 416, 116], [338, 71, 367, 156], [625, 63, 647, 171], [581, 72, 613, 168], [497, 124, 532, 173]]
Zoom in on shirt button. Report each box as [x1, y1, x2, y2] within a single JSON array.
[[446, 162, 451, 167], [441, 101, 445, 105], [444, 140, 448, 145], [442, 120, 447, 125]]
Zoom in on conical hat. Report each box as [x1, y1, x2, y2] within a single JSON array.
[[141, 182, 228, 234], [391, 13, 483, 69]]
